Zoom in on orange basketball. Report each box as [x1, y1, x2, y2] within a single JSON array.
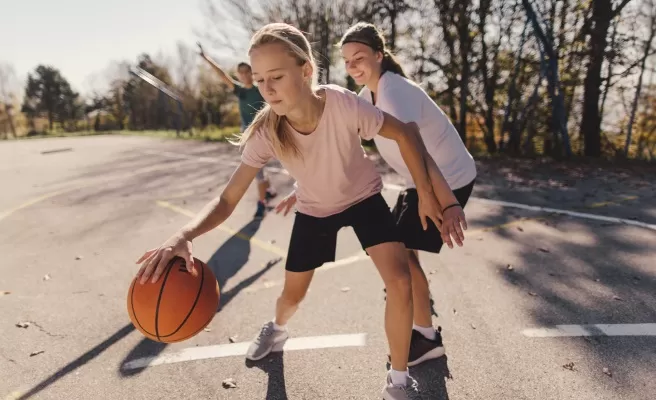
[[127, 257, 220, 343]]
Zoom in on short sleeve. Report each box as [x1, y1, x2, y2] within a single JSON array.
[[241, 128, 275, 168], [377, 79, 422, 124], [354, 93, 384, 141]]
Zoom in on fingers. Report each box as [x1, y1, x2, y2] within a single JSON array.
[[442, 225, 454, 249], [420, 214, 428, 231], [135, 249, 156, 264], [150, 250, 174, 284], [139, 251, 162, 284], [283, 201, 294, 216], [460, 213, 468, 231], [429, 215, 443, 231], [274, 201, 286, 214], [454, 220, 465, 243], [185, 254, 197, 277]]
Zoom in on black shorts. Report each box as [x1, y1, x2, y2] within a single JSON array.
[[285, 193, 401, 272], [391, 179, 475, 253]]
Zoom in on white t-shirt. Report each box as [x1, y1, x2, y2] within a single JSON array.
[[359, 72, 477, 190]]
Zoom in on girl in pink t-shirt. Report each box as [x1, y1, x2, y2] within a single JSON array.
[[135, 23, 466, 399]]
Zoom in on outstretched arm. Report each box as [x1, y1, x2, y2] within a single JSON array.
[[197, 42, 236, 91], [136, 162, 259, 283]]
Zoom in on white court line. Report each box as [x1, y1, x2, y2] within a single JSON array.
[[121, 333, 367, 370], [141, 149, 656, 231], [473, 198, 656, 231], [522, 323, 656, 337]]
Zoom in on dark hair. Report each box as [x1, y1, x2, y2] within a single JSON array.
[[339, 22, 407, 78], [236, 62, 251, 71]]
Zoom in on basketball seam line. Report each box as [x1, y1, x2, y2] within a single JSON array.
[[130, 279, 157, 337], [159, 260, 205, 339], [154, 258, 176, 341]]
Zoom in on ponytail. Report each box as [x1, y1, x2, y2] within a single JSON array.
[[236, 104, 301, 161], [381, 49, 407, 78]]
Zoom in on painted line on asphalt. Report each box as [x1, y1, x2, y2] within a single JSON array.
[[0, 188, 74, 222], [121, 333, 367, 370], [472, 198, 656, 231], [522, 323, 656, 337]]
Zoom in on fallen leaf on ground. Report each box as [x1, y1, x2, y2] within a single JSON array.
[[341, 287, 351, 292], [562, 362, 575, 371], [222, 378, 237, 389], [43, 274, 51, 281], [613, 296, 623, 301], [75, 255, 83, 260], [16, 322, 31, 328], [453, 308, 457, 315], [29, 350, 45, 357], [507, 264, 514, 271], [429, 270, 436, 275], [517, 227, 524, 232], [203, 327, 212, 332], [1, 291, 10, 296], [538, 248, 550, 253], [528, 291, 538, 297], [603, 367, 612, 377], [470, 323, 476, 330], [229, 336, 237, 343]]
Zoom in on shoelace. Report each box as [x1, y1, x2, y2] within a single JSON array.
[[399, 379, 420, 398], [258, 324, 274, 339]]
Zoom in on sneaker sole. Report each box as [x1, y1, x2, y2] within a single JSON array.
[[245, 335, 288, 361], [407, 345, 445, 367]]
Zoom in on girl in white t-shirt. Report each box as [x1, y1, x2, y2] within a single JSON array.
[[134, 23, 466, 399], [340, 22, 477, 367]]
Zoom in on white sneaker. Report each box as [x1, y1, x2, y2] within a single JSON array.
[[381, 372, 421, 400]]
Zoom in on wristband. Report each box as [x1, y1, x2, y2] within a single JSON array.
[[442, 203, 461, 213]]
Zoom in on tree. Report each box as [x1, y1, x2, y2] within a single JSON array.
[[580, 0, 634, 157], [21, 65, 78, 131], [626, 0, 656, 156]]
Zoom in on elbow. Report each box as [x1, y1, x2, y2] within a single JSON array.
[[218, 193, 237, 217]]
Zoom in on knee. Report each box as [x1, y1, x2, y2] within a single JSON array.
[[384, 262, 413, 298]]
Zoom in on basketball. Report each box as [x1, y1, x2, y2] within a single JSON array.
[[127, 257, 220, 343]]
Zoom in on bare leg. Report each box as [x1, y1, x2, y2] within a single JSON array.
[[407, 249, 433, 328], [367, 242, 413, 372], [275, 269, 315, 325]]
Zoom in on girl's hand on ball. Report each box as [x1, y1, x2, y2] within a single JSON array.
[[136, 233, 196, 284]]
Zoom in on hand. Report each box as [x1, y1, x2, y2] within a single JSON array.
[[197, 42, 206, 58], [135, 232, 196, 284], [274, 191, 297, 216], [417, 189, 443, 231], [440, 205, 467, 249]]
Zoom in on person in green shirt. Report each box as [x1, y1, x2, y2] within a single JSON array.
[[198, 43, 277, 218]]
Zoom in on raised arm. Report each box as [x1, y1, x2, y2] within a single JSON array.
[[197, 42, 236, 91]]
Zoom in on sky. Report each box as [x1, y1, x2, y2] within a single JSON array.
[[1, 0, 239, 96]]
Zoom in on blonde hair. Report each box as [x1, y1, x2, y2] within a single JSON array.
[[236, 23, 318, 160]]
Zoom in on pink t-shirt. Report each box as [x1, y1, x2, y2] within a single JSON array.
[[241, 84, 384, 217]]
